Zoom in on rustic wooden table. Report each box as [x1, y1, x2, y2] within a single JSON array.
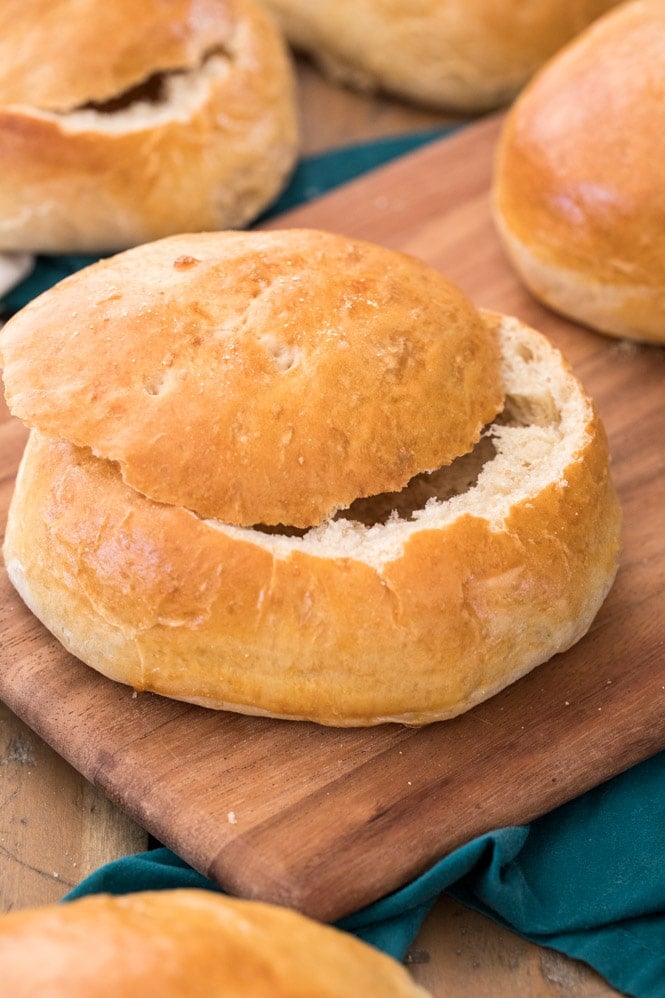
[[0, 58, 620, 996]]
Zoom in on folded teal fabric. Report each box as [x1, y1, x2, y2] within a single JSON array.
[[5, 128, 664, 997]]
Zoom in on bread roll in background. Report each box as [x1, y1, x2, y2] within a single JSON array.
[[1, 230, 621, 726], [0, 0, 298, 254], [0, 889, 429, 996], [262, 0, 622, 113], [493, 0, 665, 344]]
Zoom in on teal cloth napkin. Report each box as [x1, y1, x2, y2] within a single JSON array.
[[5, 129, 664, 997]]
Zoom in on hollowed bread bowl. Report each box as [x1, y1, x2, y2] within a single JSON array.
[[1, 230, 621, 725]]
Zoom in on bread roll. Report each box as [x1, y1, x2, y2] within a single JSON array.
[[493, 0, 665, 344], [1, 231, 621, 725], [262, 0, 621, 113], [0, 0, 298, 253], [0, 889, 428, 996]]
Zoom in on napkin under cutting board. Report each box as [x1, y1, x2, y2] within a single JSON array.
[[1, 113, 664, 923]]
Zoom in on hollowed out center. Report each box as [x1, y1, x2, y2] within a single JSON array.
[[77, 46, 230, 116], [83, 72, 169, 113], [254, 407, 524, 538]]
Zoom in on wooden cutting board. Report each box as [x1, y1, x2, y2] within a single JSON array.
[[1, 113, 664, 923]]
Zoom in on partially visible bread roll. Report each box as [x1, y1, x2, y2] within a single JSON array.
[[2, 230, 620, 726], [0, 0, 298, 253], [262, 0, 621, 112], [493, 0, 665, 344], [0, 889, 429, 996]]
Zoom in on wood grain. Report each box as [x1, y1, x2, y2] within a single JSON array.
[[408, 897, 618, 996], [0, 696, 147, 912], [1, 115, 664, 935]]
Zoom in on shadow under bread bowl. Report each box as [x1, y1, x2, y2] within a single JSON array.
[[261, 0, 622, 113], [0, 229, 621, 726], [493, 0, 665, 344], [0, 889, 429, 997], [0, 0, 298, 254]]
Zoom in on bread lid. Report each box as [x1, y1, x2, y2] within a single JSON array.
[[0, 0, 236, 111], [0, 229, 504, 528]]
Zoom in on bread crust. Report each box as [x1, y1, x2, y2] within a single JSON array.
[[0, 0, 298, 252], [263, 0, 621, 112], [493, 0, 665, 343], [3, 314, 621, 727], [0, 889, 428, 996], [0, 0, 235, 110], [0, 230, 504, 528]]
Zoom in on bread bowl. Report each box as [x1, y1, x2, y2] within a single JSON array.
[[1, 229, 621, 726], [0, 889, 428, 996], [493, 0, 665, 344], [262, 0, 621, 113], [0, 0, 298, 254]]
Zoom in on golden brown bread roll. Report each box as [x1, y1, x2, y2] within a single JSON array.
[[0, 889, 429, 996], [1, 230, 621, 725], [262, 0, 622, 112], [493, 0, 665, 344], [0, 0, 298, 254]]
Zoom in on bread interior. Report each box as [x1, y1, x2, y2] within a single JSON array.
[[36, 49, 233, 131], [207, 318, 591, 570]]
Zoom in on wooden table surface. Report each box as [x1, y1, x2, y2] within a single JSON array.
[[0, 58, 621, 997]]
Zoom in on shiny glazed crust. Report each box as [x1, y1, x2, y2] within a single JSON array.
[[0, 889, 429, 996], [0, 0, 298, 252], [3, 314, 622, 727], [0, 230, 504, 528], [493, 0, 665, 343], [263, 0, 621, 112]]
